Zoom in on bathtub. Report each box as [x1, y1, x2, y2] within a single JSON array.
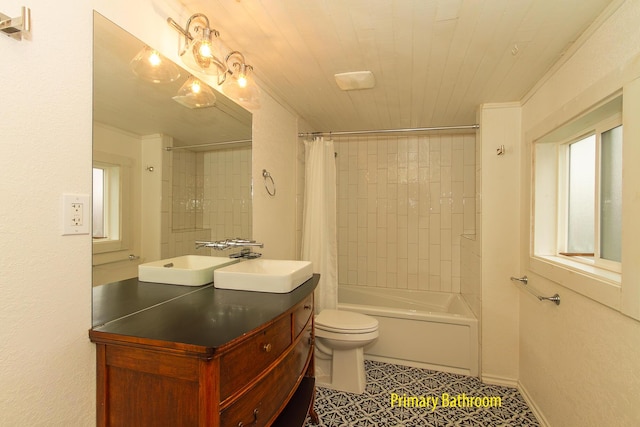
[[338, 285, 479, 376]]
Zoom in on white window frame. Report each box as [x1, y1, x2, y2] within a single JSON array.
[[92, 151, 132, 255], [556, 114, 622, 273], [531, 95, 622, 310]]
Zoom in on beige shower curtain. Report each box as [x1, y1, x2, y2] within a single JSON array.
[[301, 137, 338, 313]]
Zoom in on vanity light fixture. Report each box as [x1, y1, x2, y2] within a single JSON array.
[[167, 13, 226, 77], [168, 13, 260, 109], [0, 6, 31, 41], [130, 46, 181, 83], [172, 75, 217, 109], [221, 51, 260, 109]]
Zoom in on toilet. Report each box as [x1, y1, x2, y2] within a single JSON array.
[[314, 309, 379, 394]]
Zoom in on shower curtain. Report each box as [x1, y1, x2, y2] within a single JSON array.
[[301, 137, 338, 313]]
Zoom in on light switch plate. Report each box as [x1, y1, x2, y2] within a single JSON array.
[[62, 193, 90, 235]]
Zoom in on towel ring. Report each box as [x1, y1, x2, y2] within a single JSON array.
[[262, 169, 276, 196]]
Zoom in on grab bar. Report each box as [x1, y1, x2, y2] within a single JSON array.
[[510, 275, 561, 305]]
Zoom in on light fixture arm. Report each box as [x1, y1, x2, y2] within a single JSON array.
[[218, 50, 253, 85], [167, 11, 257, 108], [167, 14, 220, 57], [167, 17, 193, 41]]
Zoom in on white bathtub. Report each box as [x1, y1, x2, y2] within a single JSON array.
[[338, 285, 479, 376]]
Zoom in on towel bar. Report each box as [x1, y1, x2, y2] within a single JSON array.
[[510, 276, 560, 305], [93, 254, 140, 267]]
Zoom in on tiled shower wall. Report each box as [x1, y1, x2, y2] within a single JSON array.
[[161, 146, 252, 258], [171, 150, 204, 231], [334, 133, 476, 293], [161, 149, 209, 258], [202, 146, 252, 240], [461, 131, 482, 317]]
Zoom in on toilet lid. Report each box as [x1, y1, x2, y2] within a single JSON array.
[[315, 309, 378, 333]]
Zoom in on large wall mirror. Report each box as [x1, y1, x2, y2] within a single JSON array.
[[92, 12, 252, 288]]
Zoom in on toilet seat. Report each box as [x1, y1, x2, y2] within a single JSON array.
[[315, 309, 378, 334]]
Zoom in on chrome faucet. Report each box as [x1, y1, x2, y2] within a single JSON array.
[[229, 247, 262, 259], [195, 238, 264, 251]]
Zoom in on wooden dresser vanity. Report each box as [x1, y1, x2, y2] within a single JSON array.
[[90, 275, 320, 427]]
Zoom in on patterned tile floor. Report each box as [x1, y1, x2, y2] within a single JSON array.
[[305, 360, 539, 427]]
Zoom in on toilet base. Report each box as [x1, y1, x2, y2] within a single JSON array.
[[315, 347, 367, 394], [315, 356, 331, 386]]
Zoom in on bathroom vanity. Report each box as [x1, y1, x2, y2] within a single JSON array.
[[90, 274, 319, 427]]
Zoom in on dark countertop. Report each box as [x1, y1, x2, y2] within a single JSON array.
[[90, 274, 319, 354], [92, 278, 207, 327]]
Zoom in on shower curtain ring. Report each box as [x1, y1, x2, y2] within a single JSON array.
[[262, 169, 276, 196]]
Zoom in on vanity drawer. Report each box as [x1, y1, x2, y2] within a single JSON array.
[[293, 294, 314, 338], [300, 316, 313, 359], [219, 315, 291, 401], [220, 335, 309, 427]]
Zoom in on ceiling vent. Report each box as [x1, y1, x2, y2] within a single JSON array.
[[334, 71, 375, 91]]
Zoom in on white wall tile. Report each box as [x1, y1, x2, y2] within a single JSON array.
[[336, 133, 476, 291]]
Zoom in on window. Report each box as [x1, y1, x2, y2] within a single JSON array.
[[93, 163, 120, 241], [557, 119, 622, 272], [600, 125, 623, 262], [565, 134, 596, 255], [92, 153, 132, 255], [532, 95, 623, 309]]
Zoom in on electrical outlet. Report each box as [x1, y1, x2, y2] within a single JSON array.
[[62, 194, 90, 235], [71, 203, 83, 226]]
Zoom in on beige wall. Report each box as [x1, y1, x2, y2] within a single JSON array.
[[251, 90, 300, 260], [1, 1, 94, 424], [520, 1, 640, 425], [478, 104, 522, 386], [141, 133, 167, 263]]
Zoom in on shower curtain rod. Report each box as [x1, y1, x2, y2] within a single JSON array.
[[165, 139, 252, 151], [297, 124, 479, 138]]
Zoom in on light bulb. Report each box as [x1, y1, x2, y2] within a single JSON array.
[[235, 62, 249, 88], [148, 50, 162, 67], [198, 41, 212, 58], [191, 80, 202, 93]]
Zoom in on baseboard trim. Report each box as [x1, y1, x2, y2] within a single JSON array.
[[517, 381, 550, 427], [480, 373, 518, 388], [481, 375, 548, 426]]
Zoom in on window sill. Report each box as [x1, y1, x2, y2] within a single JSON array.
[[530, 255, 621, 310], [93, 239, 127, 254]]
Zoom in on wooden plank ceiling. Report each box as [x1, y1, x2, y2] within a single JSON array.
[[177, 0, 616, 132]]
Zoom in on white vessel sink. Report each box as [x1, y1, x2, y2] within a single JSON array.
[[214, 259, 313, 293], [138, 255, 238, 286]]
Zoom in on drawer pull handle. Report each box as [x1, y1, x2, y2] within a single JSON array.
[[253, 408, 260, 421], [304, 304, 312, 310], [262, 343, 272, 353], [237, 423, 243, 427]]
